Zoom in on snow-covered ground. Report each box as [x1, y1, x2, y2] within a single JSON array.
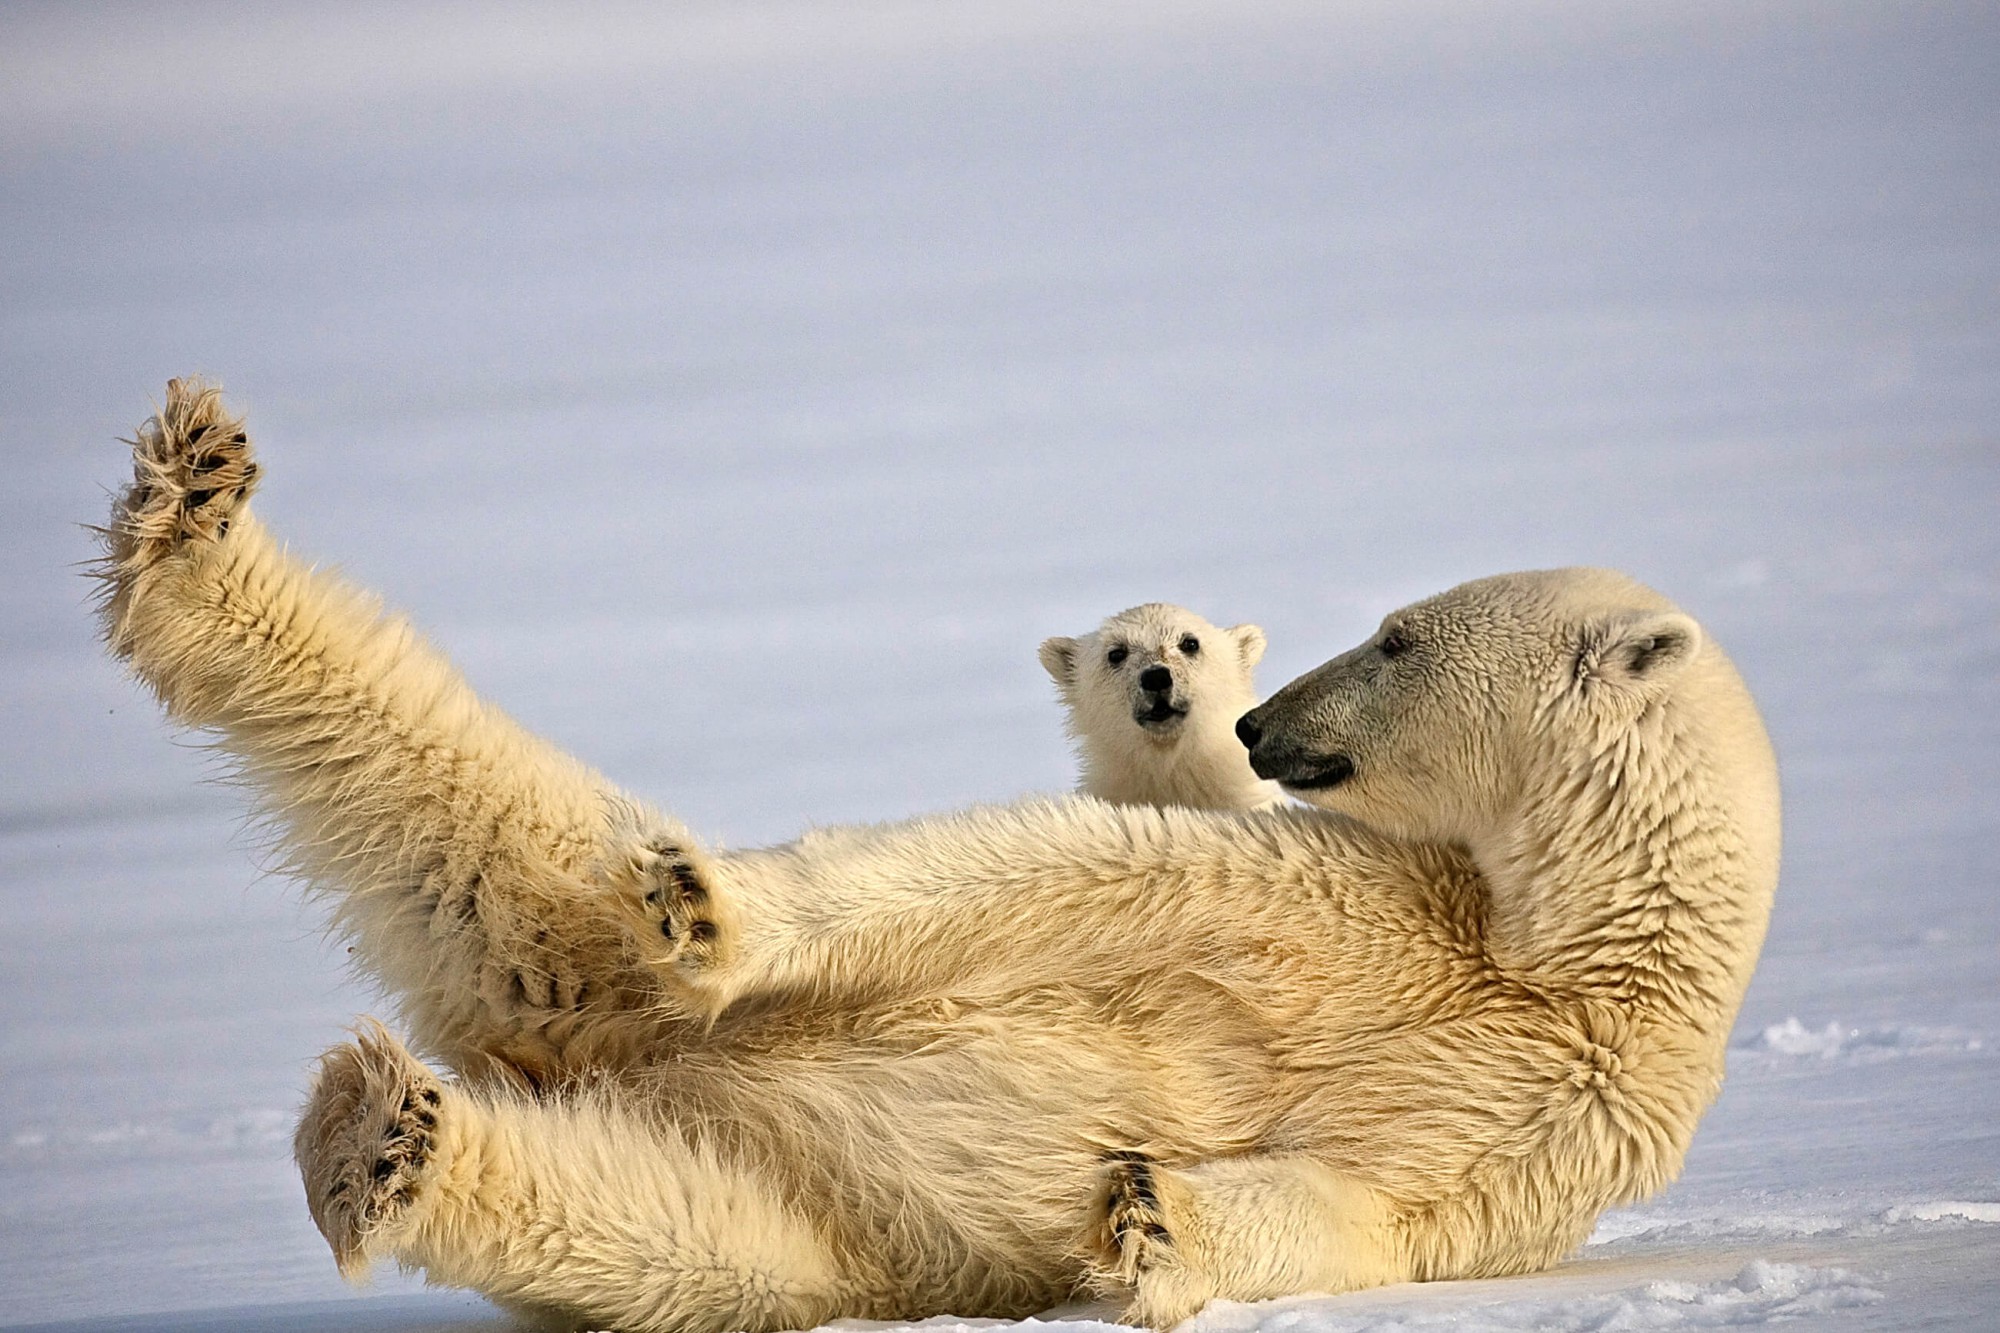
[[3, 2, 1996, 1328]]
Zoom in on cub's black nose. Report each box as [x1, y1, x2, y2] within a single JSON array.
[[1139, 665, 1172, 693], [1235, 713, 1262, 751]]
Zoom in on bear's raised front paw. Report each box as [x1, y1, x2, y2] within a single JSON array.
[[110, 378, 261, 571], [605, 834, 733, 983], [294, 1019, 446, 1277]]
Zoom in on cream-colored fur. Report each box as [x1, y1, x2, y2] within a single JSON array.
[[1040, 604, 1282, 811], [96, 382, 1781, 1332]]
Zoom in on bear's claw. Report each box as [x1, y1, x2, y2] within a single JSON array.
[[1103, 1154, 1175, 1283], [295, 1020, 447, 1278]]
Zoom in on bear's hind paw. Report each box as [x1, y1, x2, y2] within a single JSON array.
[[110, 378, 260, 572], [295, 1020, 446, 1278]]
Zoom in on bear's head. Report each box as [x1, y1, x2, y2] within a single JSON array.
[[1040, 603, 1267, 749], [1236, 568, 1778, 873]]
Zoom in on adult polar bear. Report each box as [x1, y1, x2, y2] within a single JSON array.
[[96, 381, 1780, 1333]]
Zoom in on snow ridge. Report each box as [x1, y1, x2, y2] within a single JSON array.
[[1590, 1202, 2000, 1246], [1880, 1201, 2000, 1225], [5, 1108, 290, 1161], [1734, 1017, 1984, 1061], [1184, 1263, 1881, 1332]]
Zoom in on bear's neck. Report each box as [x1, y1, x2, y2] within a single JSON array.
[[1081, 732, 1277, 810], [1473, 700, 1774, 1037]]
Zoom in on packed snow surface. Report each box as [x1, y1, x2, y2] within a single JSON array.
[[2, 1, 1995, 1329]]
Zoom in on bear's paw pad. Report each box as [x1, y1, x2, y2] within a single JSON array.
[[609, 835, 729, 976], [296, 1022, 444, 1275], [116, 378, 260, 561]]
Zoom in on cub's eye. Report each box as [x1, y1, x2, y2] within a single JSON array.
[[1107, 646, 1129, 667], [1379, 630, 1410, 659], [1179, 635, 1200, 656]]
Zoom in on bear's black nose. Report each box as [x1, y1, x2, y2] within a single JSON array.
[[1235, 713, 1262, 751], [1139, 666, 1172, 693]]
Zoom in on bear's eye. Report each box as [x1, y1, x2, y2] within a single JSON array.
[[1179, 635, 1200, 656], [1107, 646, 1128, 667], [1379, 629, 1411, 659]]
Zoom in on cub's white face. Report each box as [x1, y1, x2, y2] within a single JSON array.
[[1236, 569, 1705, 844], [1040, 604, 1267, 750]]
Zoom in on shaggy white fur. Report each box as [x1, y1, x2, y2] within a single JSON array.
[[96, 381, 1780, 1332], [1041, 604, 1282, 811]]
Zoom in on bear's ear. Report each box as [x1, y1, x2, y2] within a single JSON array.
[[1229, 624, 1267, 670], [1576, 610, 1702, 693], [1038, 636, 1079, 692]]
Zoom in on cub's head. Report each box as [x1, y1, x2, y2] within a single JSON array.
[[1040, 603, 1267, 748], [1235, 568, 1750, 846]]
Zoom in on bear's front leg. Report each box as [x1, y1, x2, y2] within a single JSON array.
[[1094, 1155, 1212, 1329], [595, 799, 1293, 1018], [1091, 1154, 1407, 1328], [599, 828, 745, 1014]]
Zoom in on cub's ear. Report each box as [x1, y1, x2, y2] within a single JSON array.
[[1229, 623, 1267, 670], [1576, 610, 1702, 693], [1038, 636, 1079, 691]]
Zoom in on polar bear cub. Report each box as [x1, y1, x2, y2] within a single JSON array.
[[1040, 603, 1282, 811]]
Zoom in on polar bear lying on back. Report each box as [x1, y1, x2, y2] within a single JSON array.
[[97, 380, 1782, 1333], [1040, 604, 1282, 811]]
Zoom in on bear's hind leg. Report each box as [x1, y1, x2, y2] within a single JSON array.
[[98, 378, 258, 622], [97, 382, 684, 1079], [295, 1019, 445, 1277], [297, 1022, 882, 1333]]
